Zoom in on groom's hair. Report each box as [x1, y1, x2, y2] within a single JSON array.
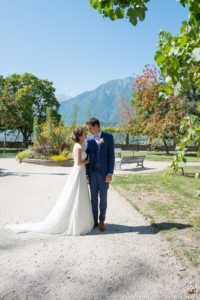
[[86, 117, 100, 127]]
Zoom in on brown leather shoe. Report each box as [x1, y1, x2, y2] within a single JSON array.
[[99, 221, 105, 232]]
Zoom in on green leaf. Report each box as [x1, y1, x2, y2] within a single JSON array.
[[154, 51, 165, 65], [90, 0, 99, 9], [181, 78, 190, 89], [127, 7, 138, 26], [192, 48, 200, 62], [108, 9, 116, 20], [115, 7, 124, 19], [174, 82, 182, 97]]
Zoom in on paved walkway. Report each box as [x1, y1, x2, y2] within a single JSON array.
[[114, 160, 200, 175], [0, 158, 199, 299]]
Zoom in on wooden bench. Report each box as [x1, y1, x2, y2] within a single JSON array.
[[121, 156, 145, 169], [115, 148, 145, 170], [115, 148, 122, 170]]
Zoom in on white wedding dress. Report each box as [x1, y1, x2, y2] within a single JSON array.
[[5, 144, 94, 236]]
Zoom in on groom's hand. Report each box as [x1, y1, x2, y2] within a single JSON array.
[[105, 174, 112, 183]]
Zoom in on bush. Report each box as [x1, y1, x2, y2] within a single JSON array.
[[16, 148, 34, 159], [49, 150, 69, 161], [17, 112, 75, 160], [33, 123, 73, 157]]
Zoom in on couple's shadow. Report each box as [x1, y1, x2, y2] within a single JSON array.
[[89, 222, 192, 235]]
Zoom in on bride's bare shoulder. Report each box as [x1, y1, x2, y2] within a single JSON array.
[[73, 143, 82, 150]]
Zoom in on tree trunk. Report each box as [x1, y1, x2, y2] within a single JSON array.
[[163, 139, 169, 154], [126, 133, 129, 145], [21, 130, 31, 148], [132, 136, 135, 156]]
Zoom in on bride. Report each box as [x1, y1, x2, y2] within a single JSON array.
[[5, 128, 94, 236]]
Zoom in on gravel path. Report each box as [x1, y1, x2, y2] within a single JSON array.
[[114, 160, 200, 175], [0, 158, 199, 300]]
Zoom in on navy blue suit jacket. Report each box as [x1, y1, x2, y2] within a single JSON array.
[[86, 131, 115, 177]]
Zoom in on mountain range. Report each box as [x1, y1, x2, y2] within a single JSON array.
[[59, 76, 134, 125]]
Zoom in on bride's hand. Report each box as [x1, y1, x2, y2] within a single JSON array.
[[85, 155, 90, 164]]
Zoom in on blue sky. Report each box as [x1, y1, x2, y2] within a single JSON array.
[[0, 0, 188, 98]]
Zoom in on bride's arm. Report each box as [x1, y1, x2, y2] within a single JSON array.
[[75, 148, 89, 166]]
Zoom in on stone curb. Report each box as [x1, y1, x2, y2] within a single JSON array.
[[18, 158, 74, 167]]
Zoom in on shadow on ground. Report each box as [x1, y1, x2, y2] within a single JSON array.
[[119, 167, 155, 172], [0, 171, 68, 177], [184, 172, 196, 178], [90, 222, 192, 235]]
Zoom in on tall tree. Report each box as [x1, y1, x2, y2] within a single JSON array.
[[5, 73, 60, 147], [33, 115, 40, 143], [132, 66, 184, 153], [154, 0, 200, 166], [155, 12, 200, 104], [117, 97, 136, 144], [0, 85, 23, 152], [0, 75, 4, 95]]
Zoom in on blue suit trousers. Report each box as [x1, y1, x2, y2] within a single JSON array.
[[89, 170, 109, 222]]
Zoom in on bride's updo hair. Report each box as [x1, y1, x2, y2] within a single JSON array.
[[71, 127, 85, 142]]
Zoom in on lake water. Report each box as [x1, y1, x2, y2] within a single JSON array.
[[0, 131, 23, 142]]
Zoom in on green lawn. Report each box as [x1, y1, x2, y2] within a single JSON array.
[[1, 147, 199, 162], [0, 148, 24, 156], [112, 166, 200, 268], [122, 150, 200, 162]]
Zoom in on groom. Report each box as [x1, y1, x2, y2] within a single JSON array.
[[86, 117, 115, 232]]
